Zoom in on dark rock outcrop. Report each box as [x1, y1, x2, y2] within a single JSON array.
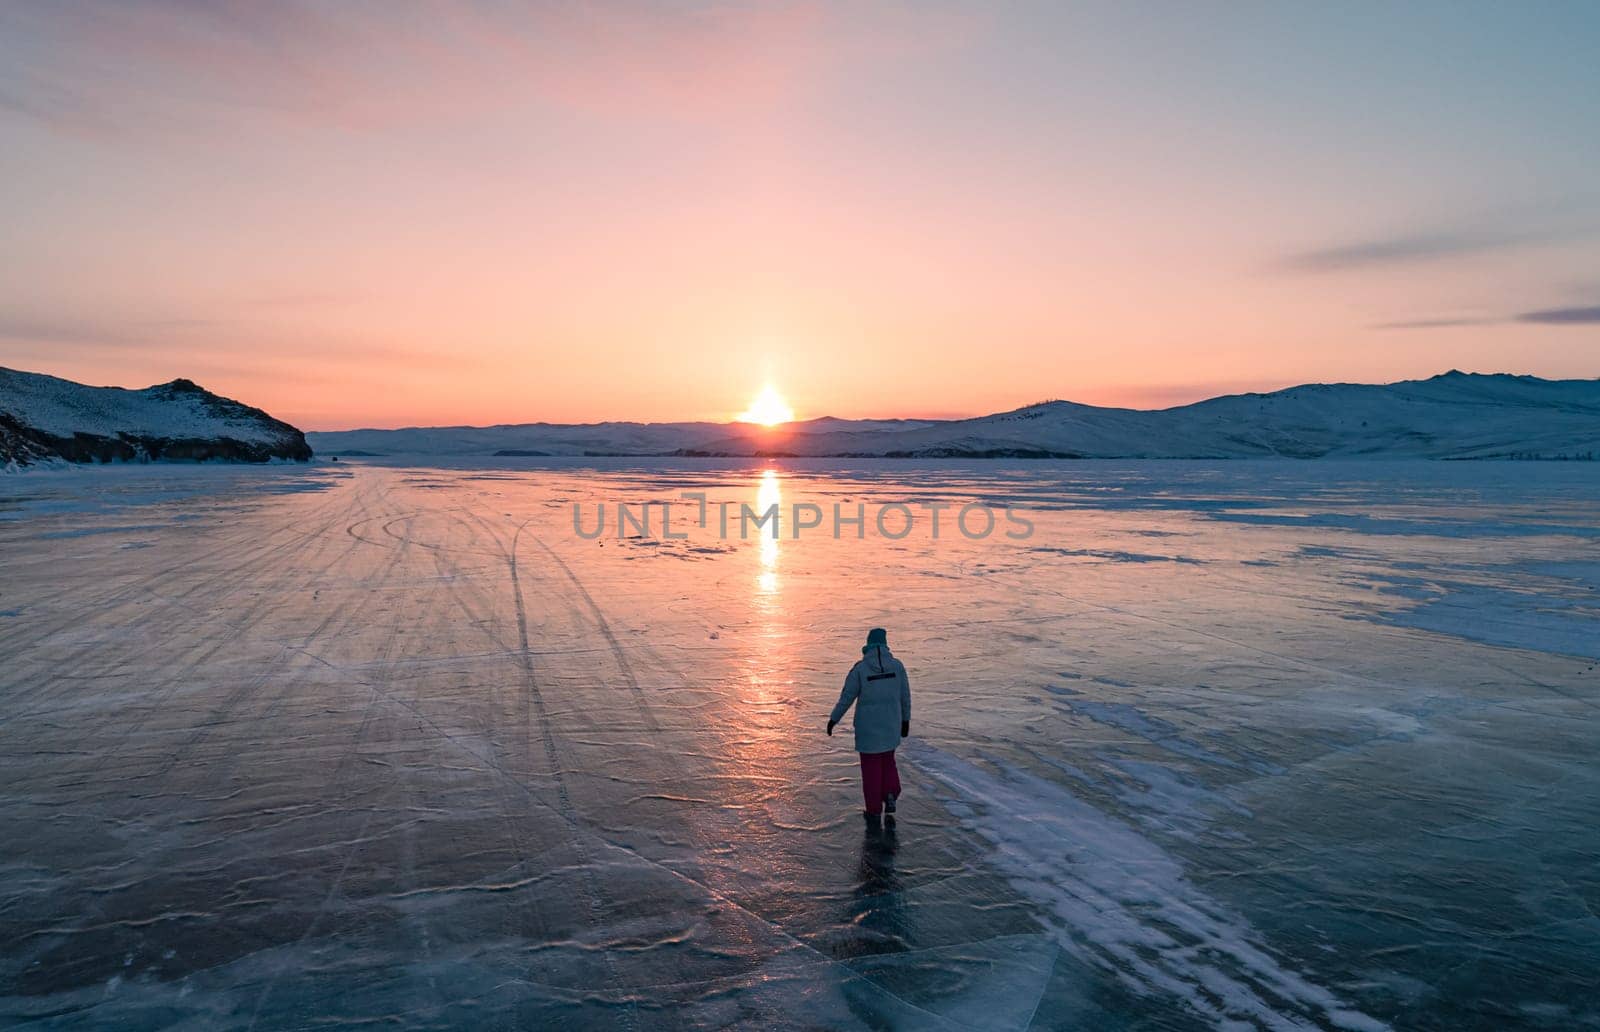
[[1, 368, 312, 469]]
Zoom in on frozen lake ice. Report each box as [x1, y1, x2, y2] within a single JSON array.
[[1, 458, 1597, 1030]]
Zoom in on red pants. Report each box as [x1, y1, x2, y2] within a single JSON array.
[[859, 750, 902, 815]]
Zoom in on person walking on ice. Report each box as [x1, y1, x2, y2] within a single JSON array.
[[828, 627, 911, 826]]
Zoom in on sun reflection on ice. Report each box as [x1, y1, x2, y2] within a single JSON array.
[[744, 469, 789, 708], [755, 468, 780, 596], [742, 468, 792, 724], [727, 467, 801, 834]]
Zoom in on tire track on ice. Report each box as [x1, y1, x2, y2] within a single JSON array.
[[245, 504, 440, 1027], [22, 486, 423, 994], [500, 516, 640, 1032], [0, 471, 366, 726], [0, 467, 355, 669]]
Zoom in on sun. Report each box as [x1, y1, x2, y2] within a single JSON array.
[[737, 385, 795, 426]]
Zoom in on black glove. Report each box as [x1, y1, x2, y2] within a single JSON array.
[[826, 720, 836, 736], [901, 721, 910, 738]]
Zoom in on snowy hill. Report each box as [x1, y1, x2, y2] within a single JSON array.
[[308, 372, 1600, 461], [1, 367, 312, 469]]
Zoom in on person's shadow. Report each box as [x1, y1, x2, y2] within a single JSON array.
[[851, 820, 908, 950], [837, 820, 917, 1024]]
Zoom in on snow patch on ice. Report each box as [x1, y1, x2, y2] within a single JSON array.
[[1104, 758, 1252, 837], [912, 744, 1387, 1031], [1213, 511, 1600, 539], [1362, 562, 1600, 660], [1062, 700, 1239, 767], [1379, 583, 1600, 660]]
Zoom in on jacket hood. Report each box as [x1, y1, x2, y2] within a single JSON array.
[[861, 644, 894, 673]]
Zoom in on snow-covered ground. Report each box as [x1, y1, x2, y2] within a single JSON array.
[[1, 459, 1596, 1029]]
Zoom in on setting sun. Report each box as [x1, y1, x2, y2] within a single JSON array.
[[736, 386, 795, 426]]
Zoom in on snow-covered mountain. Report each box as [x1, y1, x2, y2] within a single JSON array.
[[309, 372, 1600, 460], [310, 415, 941, 459], [1, 367, 312, 469]]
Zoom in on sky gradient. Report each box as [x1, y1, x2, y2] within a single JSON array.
[[1, 1, 1597, 430]]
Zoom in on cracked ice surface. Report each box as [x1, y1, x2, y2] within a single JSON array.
[[1, 459, 1597, 1030]]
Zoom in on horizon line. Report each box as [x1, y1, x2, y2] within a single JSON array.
[[299, 368, 1593, 435]]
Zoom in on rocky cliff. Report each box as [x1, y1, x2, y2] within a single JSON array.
[[1, 368, 312, 469]]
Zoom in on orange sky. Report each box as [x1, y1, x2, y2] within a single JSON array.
[[1, 3, 1597, 430]]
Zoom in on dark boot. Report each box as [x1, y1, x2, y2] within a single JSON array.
[[863, 812, 882, 831]]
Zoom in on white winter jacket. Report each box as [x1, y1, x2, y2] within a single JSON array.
[[830, 645, 911, 754]]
